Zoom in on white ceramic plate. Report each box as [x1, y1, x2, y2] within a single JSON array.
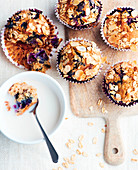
[[0, 72, 66, 144]]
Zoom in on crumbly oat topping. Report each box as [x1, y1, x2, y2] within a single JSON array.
[[57, 0, 102, 29], [104, 61, 138, 105], [4, 9, 62, 72], [58, 39, 102, 82], [8, 82, 37, 116], [103, 7, 138, 50]]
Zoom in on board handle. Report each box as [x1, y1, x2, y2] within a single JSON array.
[[104, 116, 125, 165]]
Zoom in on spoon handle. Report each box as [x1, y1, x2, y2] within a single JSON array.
[[35, 114, 59, 163]]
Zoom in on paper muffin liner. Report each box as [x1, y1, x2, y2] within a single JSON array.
[[1, 8, 62, 71], [55, 0, 103, 30], [102, 60, 138, 107], [57, 37, 103, 84], [100, 6, 137, 52]]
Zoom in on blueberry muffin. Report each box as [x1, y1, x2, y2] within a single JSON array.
[[103, 61, 138, 106], [3, 9, 62, 72], [102, 7, 138, 51], [9, 82, 38, 116], [56, 0, 102, 29], [57, 39, 102, 83]]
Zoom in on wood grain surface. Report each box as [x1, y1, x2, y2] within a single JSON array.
[[67, 0, 138, 165]]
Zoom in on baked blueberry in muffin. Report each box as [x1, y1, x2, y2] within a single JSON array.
[[9, 82, 38, 116]]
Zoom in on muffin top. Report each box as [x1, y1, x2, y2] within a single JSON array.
[[57, 0, 102, 29], [58, 39, 102, 82], [104, 61, 138, 105], [103, 7, 138, 51]]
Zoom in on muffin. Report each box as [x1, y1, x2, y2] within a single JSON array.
[[101, 7, 138, 51], [57, 39, 102, 83], [56, 0, 102, 30], [2, 9, 62, 72], [9, 82, 38, 116], [103, 61, 138, 106]]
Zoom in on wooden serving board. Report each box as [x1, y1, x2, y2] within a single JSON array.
[[66, 0, 138, 165]]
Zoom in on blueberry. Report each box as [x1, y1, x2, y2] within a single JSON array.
[[21, 22, 27, 29]]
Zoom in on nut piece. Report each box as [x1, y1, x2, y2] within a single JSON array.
[[131, 158, 138, 162], [71, 154, 76, 161], [78, 142, 83, 149], [133, 149, 138, 155], [66, 142, 72, 149], [102, 107, 108, 114], [99, 162, 104, 168], [101, 128, 105, 133], [68, 139, 75, 144], [92, 137, 97, 144], [76, 149, 81, 155], [62, 162, 69, 168], [58, 167, 63, 170], [98, 99, 103, 106], [96, 153, 102, 157], [78, 135, 84, 142], [88, 122, 94, 126]]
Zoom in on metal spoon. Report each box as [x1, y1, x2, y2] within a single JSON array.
[[30, 99, 59, 163]]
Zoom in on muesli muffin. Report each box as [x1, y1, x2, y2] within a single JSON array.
[[3, 9, 62, 72], [57, 39, 102, 83], [102, 7, 138, 51], [103, 61, 138, 106], [56, 0, 102, 30], [9, 82, 38, 116]]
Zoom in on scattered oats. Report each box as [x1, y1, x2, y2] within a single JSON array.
[[88, 122, 94, 126], [65, 117, 68, 120], [102, 107, 108, 114], [133, 149, 138, 155], [68, 139, 75, 144], [131, 158, 138, 162], [52, 169, 56, 170], [101, 128, 105, 133], [78, 142, 83, 149], [96, 153, 102, 157], [92, 137, 97, 144], [76, 149, 81, 155], [78, 135, 84, 141], [82, 151, 88, 157], [98, 99, 102, 106], [71, 154, 76, 161], [99, 162, 104, 168], [62, 162, 69, 168], [58, 167, 63, 170], [66, 142, 72, 149], [64, 157, 69, 162], [89, 106, 93, 112]]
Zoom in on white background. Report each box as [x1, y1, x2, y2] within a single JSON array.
[[0, 0, 138, 170]]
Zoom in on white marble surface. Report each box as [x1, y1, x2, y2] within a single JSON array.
[[0, 0, 138, 170]]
